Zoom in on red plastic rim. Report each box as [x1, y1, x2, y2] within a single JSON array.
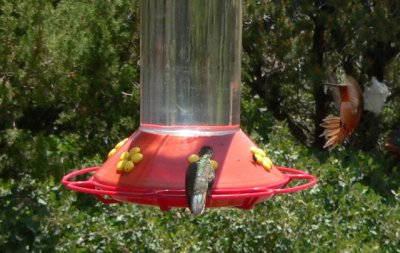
[[62, 166, 317, 210]]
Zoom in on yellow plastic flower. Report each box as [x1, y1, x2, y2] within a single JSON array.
[[117, 160, 126, 172], [262, 157, 273, 171], [107, 138, 129, 158], [120, 151, 130, 160], [131, 153, 143, 163], [130, 147, 140, 154], [253, 153, 263, 164], [187, 154, 200, 163], [115, 146, 144, 174], [124, 161, 135, 172], [108, 148, 117, 158], [250, 146, 266, 157], [187, 153, 218, 169], [210, 160, 218, 169], [250, 146, 273, 171], [115, 138, 128, 149]]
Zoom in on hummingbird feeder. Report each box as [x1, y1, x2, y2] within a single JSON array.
[[62, 0, 317, 211]]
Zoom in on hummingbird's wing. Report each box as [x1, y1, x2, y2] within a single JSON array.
[[205, 161, 215, 181], [204, 160, 215, 194], [185, 160, 213, 215], [345, 75, 362, 110], [326, 72, 341, 110], [329, 86, 341, 110], [185, 163, 198, 206]]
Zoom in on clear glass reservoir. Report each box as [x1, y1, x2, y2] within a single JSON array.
[[140, 0, 242, 128]]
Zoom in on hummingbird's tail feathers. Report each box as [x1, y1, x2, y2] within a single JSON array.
[[190, 192, 207, 216], [320, 115, 342, 148]]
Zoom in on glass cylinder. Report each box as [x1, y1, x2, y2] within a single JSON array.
[[140, 0, 242, 129]]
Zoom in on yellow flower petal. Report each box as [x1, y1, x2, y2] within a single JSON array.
[[187, 154, 200, 163], [250, 146, 266, 157], [210, 160, 218, 169], [117, 160, 126, 172], [262, 157, 273, 171], [124, 161, 134, 172], [120, 151, 130, 160], [129, 147, 141, 154], [131, 153, 143, 164], [107, 148, 117, 158], [253, 154, 263, 164], [115, 138, 128, 149]]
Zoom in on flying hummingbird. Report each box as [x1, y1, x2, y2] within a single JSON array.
[[320, 75, 363, 148], [185, 146, 215, 215]]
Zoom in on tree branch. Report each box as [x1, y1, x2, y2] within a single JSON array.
[[310, 0, 329, 149]]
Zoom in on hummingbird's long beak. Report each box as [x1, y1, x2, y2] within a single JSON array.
[[326, 82, 348, 87]]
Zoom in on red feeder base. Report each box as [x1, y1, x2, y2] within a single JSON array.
[[62, 127, 317, 211]]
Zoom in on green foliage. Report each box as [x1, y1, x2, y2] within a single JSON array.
[[0, 0, 140, 179], [0, 0, 400, 252]]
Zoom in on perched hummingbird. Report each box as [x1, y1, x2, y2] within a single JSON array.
[[320, 75, 363, 148], [185, 146, 215, 215]]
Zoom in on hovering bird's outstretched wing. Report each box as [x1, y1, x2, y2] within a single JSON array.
[[326, 72, 341, 110], [346, 75, 363, 110]]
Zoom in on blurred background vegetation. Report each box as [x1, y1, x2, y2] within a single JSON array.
[[1, 0, 399, 252]]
